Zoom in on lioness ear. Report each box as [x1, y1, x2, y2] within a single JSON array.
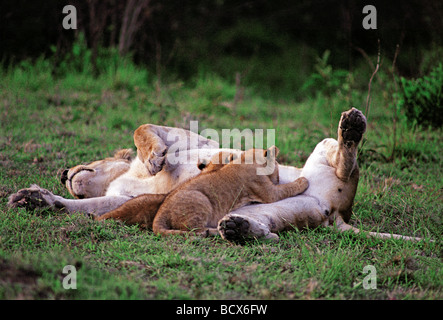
[[114, 149, 134, 161], [264, 146, 279, 158], [60, 169, 69, 185], [227, 153, 238, 163]]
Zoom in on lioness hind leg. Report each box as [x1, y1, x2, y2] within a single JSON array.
[[8, 185, 63, 211]]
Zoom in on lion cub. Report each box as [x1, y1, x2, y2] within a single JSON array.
[[152, 146, 309, 236]]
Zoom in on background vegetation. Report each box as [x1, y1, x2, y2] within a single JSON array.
[[0, 0, 441, 300]]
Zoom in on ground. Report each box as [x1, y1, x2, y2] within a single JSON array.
[[0, 63, 441, 299]]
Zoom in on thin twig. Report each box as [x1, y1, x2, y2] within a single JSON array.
[[365, 39, 381, 119], [353, 45, 383, 87]]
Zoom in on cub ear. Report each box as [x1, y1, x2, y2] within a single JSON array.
[[197, 159, 208, 170], [227, 153, 238, 163], [264, 145, 279, 158]]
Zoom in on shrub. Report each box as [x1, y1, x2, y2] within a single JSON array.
[[301, 50, 350, 98], [397, 63, 442, 128]]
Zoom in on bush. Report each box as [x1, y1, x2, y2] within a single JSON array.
[[398, 63, 442, 128]]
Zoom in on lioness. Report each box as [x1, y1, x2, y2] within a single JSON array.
[[8, 108, 423, 241]]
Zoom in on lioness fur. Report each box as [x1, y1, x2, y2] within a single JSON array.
[[9, 108, 427, 241]]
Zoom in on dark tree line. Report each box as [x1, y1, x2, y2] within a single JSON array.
[[1, 0, 442, 77]]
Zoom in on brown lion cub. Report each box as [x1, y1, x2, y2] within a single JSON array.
[[152, 146, 308, 236]]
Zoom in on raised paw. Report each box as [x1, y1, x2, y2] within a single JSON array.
[[339, 108, 367, 147], [7, 185, 57, 211]]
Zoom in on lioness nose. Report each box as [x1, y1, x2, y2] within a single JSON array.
[[60, 169, 69, 185]]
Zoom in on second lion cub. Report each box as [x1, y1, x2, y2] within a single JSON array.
[[153, 146, 308, 236]]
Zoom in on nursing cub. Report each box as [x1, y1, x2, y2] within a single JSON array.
[[98, 146, 308, 237]]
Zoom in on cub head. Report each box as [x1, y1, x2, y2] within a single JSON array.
[[197, 147, 280, 182], [197, 151, 238, 173], [60, 149, 133, 198]]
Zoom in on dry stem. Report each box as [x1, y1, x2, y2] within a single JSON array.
[[365, 39, 381, 119]]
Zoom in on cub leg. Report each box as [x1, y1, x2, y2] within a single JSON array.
[[96, 193, 167, 228], [152, 191, 214, 236], [327, 108, 366, 181], [259, 177, 309, 203]]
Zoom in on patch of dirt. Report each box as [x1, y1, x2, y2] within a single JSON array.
[[0, 258, 53, 299], [0, 259, 40, 285]]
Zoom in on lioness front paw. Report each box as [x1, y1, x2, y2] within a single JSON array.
[[8, 185, 57, 211], [146, 147, 168, 175], [339, 108, 367, 147]]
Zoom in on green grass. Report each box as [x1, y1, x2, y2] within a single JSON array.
[[0, 59, 442, 300]]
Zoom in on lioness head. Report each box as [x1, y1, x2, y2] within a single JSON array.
[[60, 149, 133, 199]]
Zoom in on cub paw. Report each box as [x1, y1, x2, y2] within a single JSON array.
[[294, 177, 309, 193], [8, 185, 54, 211], [339, 108, 367, 147]]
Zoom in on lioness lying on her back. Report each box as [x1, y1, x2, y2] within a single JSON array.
[[98, 147, 309, 236]]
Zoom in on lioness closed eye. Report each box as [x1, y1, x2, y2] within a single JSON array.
[[152, 146, 309, 236]]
